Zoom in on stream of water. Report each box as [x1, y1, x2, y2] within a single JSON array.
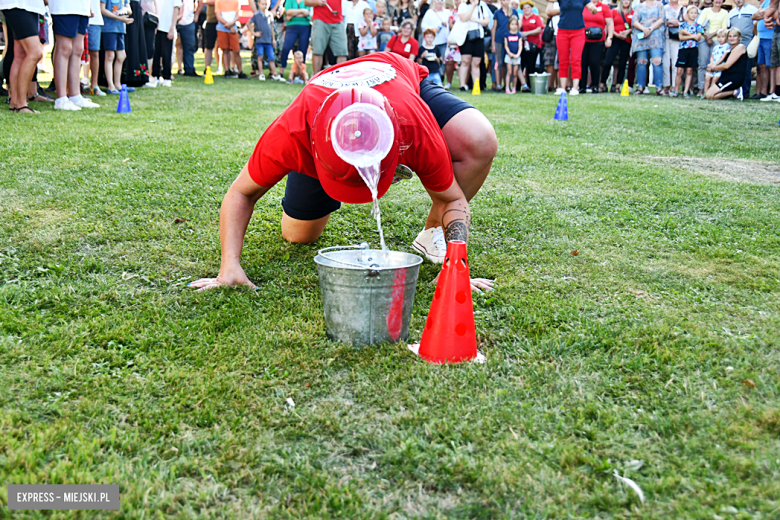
[[356, 163, 387, 252]]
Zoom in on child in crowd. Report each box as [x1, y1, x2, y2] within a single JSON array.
[[674, 5, 702, 98], [87, 0, 106, 95], [704, 28, 731, 96], [101, 0, 134, 94], [503, 16, 522, 94], [288, 50, 308, 83], [249, 0, 284, 80], [375, 0, 387, 20], [216, 0, 247, 78], [358, 7, 379, 56], [377, 17, 394, 52], [418, 28, 442, 84]]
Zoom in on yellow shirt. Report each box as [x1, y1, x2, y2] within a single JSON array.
[[697, 7, 728, 36]]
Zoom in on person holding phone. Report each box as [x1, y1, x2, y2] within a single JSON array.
[[457, 0, 489, 91], [631, 0, 665, 95]]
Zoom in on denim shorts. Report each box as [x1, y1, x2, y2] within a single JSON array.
[[255, 42, 275, 61], [87, 24, 102, 51], [102, 32, 125, 51], [757, 38, 772, 67]]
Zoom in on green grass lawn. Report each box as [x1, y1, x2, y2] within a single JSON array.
[[1, 64, 780, 519]]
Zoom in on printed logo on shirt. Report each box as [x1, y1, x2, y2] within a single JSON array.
[[404, 43, 411, 52], [311, 61, 397, 88]]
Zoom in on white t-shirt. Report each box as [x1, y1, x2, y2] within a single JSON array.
[[179, 0, 195, 25], [458, 1, 489, 38], [343, 0, 371, 27], [49, 0, 91, 16], [157, 0, 183, 31], [89, 0, 104, 25], [0, 0, 46, 15], [421, 7, 450, 45]]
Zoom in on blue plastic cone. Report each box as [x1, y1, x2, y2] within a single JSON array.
[[554, 92, 568, 121], [117, 85, 131, 114]]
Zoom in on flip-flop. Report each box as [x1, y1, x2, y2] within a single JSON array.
[[28, 93, 53, 102], [14, 105, 40, 114]]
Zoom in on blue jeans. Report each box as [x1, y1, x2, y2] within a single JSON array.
[[741, 56, 753, 97], [280, 24, 311, 70], [635, 47, 663, 89], [428, 71, 442, 85], [177, 22, 197, 74]]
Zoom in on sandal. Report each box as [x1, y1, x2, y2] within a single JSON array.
[[13, 105, 41, 114], [633, 87, 644, 95], [669, 90, 678, 97], [28, 93, 53, 102]]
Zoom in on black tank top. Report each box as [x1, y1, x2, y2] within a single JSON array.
[[719, 49, 748, 85]]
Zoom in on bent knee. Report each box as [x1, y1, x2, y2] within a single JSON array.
[[651, 57, 662, 66], [637, 58, 648, 65], [281, 229, 322, 244]]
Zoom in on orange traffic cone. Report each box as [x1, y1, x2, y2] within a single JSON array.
[[409, 240, 485, 364]]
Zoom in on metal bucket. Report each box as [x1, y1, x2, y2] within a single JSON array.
[[314, 244, 423, 347], [530, 72, 550, 95]]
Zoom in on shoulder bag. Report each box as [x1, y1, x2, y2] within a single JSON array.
[[668, 7, 682, 40], [448, 18, 468, 45], [542, 17, 554, 43]]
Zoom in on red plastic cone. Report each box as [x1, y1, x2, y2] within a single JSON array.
[[417, 240, 478, 363]]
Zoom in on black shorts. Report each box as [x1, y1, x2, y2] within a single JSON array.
[[459, 36, 485, 57], [205, 22, 218, 50], [281, 79, 474, 221], [2, 8, 41, 41], [676, 47, 698, 69]]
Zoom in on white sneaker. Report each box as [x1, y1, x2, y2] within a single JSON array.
[[257, 74, 266, 81], [585, 87, 593, 93], [555, 87, 566, 95], [54, 97, 81, 111], [444, 82, 451, 90], [161, 79, 172, 87], [70, 95, 100, 108], [736, 87, 744, 101], [272, 74, 285, 82], [760, 93, 779, 102], [144, 77, 158, 87], [569, 88, 579, 96], [412, 227, 446, 264]]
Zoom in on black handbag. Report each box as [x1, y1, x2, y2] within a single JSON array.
[[585, 26, 603, 40], [542, 17, 553, 43], [467, 29, 481, 40], [668, 7, 682, 41], [144, 12, 159, 26]]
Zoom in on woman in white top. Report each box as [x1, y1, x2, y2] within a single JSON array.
[[457, 0, 489, 91], [343, 0, 371, 59], [421, 0, 450, 50], [0, 0, 46, 112]]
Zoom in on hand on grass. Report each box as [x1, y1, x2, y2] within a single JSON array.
[[189, 266, 256, 292], [431, 273, 495, 293]]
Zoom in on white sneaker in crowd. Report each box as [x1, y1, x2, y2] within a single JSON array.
[[412, 227, 447, 264], [258, 74, 266, 81], [444, 82, 451, 90], [54, 97, 81, 111], [760, 93, 780, 102], [144, 77, 158, 87], [70, 95, 100, 108], [161, 79, 172, 87], [736, 87, 744, 101], [272, 74, 285, 82], [555, 87, 566, 95], [569, 88, 579, 96]]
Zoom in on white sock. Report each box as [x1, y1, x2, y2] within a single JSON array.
[[69, 95, 82, 103], [56, 96, 69, 103]]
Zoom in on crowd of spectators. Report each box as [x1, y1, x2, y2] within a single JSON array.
[[2, 0, 779, 113]]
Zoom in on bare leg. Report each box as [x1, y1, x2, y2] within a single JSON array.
[[470, 57, 480, 88], [114, 49, 126, 87], [10, 38, 43, 109], [54, 35, 75, 99], [235, 50, 243, 72], [684, 67, 693, 94], [559, 75, 568, 91], [312, 54, 323, 75], [424, 108, 497, 229], [68, 34, 85, 97], [336, 55, 346, 63], [89, 50, 100, 89], [105, 50, 116, 90], [281, 212, 331, 243], [205, 47, 213, 68], [459, 54, 472, 89]]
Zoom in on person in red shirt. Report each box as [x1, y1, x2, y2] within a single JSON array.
[[190, 53, 497, 293], [579, 0, 613, 93], [306, 0, 348, 75], [519, 1, 543, 76], [599, 0, 632, 92], [385, 19, 419, 59]]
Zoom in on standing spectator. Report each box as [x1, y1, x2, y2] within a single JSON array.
[[278, 0, 310, 78], [418, 26, 442, 81], [579, 0, 610, 93], [357, 6, 377, 54], [153, 0, 181, 85], [491, 0, 517, 91], [307, 0, 347, 75], [764, 10, 780, 102], [202, 0, 218, 72], [87, 0, 105, 95], [705, 26, 747, 99], [544, 0, 560, 91], [503, 15, 521, 92], [269, 0, 285, 69], [141, 0, 157, 77], [49, 0, 101, 109], [726, 0, 757, 98], [756, 0, 776, 99], [385, 17, 416, 58], [548, 0, 598, 95], [703, 27, 729, 94], [599, 0, 630, 92], [176, 0, 202, 76], [0, 0, 46, 112], [457, 0, 489, 91], [696, 0, 727, 95], [662, 0, 682, 96], [384, 0, 397, 23], [250, 0, 284, 79], [343, 0, 370, 59], [443, 0, 461, 87], [391, 0, 414, 27], [420, 0, 449, 65], [101, 0, 134, 94], [377, 15, 392, 49], [216, 0, 246, 78], [631, 0, 665, 95], [519, 0, 542, 77], [673, 5, 702, 97]]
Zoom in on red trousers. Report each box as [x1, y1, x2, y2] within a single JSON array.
[[556, 28, 586, 80]]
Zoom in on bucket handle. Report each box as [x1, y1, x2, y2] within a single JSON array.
[[317, 243, 380, 271]]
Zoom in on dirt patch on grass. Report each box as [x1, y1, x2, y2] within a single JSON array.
[[650, 156, 780, 185]]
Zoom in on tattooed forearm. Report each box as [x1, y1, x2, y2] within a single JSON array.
[[442, 208, 470, 243]]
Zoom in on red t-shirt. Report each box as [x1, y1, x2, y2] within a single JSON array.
[[520, 13, 544, 46], [247, 53, 453, 194], [313, 0, 342, 24], [612, 9, 632, 43], [385, 35, 419, 59], [582, 1, 612, 42]]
